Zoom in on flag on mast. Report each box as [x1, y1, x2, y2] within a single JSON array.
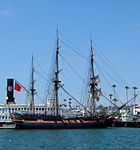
[[14, 81, 21, 91]]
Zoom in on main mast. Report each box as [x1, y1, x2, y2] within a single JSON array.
[[30, 55, 35, 113], [54, 30, 61, 116], [89, 39, 96, 117]]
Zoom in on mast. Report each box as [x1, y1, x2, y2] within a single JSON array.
[[89, 39, 96, 117], [53, 30, 61, 116], [30, 55, 35, 113], [89, 40, 102, 117], [89, 39, 101, 117]]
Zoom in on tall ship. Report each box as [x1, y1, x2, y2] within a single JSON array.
[[11, 32, 113, 129]]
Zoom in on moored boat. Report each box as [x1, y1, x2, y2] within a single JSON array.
[[11, 114, 109, 129]]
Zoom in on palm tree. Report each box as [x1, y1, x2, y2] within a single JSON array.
[[109, 94, 113, 113], [112, 84, 118, 105], [133, 86, 137, 97], [133, 86, 137, 105], [112, 85, 116, 99], [125, 86, 129, 112]]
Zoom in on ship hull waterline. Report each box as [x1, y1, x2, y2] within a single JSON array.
[[13, 120, 108, 129]]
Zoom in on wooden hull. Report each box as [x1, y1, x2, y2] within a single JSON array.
[[11, 114, 109, 129], [15, 121, 107, 129], [11, 114, 112, 129]]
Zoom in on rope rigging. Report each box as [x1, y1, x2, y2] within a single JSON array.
[[94, 61, 125, 89], [60, 32, 133, 91], [60, 32, 89, 60], [93, 43, 129, 86], [59, 53, 84, 82], [59, 84, 92, 115], [42, 32, 138, 113], [60, 40, 88, 61]]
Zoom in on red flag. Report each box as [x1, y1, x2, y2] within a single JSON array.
[[15, 81, 21, 91]]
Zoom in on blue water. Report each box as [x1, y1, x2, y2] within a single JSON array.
[[0, 128, 139, 150]]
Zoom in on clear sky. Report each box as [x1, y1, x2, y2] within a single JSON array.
[[0, 0, 140, 106]]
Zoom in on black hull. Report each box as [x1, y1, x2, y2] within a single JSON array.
[[15, 122, 107, 129], [11, 113, 113, 129], [113, 120, 140, 128]]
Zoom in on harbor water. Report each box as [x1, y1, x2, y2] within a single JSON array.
[[0, 128, 139, 150]]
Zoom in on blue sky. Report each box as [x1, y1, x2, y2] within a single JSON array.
[[0, 0, 140, 106]]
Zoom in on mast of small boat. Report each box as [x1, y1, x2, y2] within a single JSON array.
[[89, 39, 96, 117], [30, 55, 35, 114], [53, 30, 61, 116]]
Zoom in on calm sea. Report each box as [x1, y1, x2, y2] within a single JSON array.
[[0, 128, 139, 150]]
